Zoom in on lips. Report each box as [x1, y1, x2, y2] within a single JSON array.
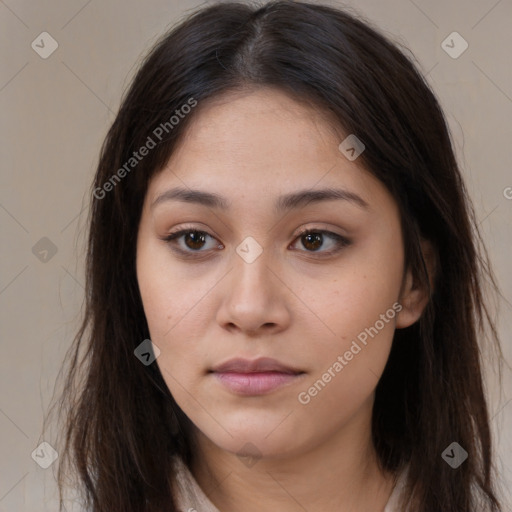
[[210, 357, 305, 395], [210, 357, 303, 375]]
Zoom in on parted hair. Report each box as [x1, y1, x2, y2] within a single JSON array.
[[48, 2, 504, 511]]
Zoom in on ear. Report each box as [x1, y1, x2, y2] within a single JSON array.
[[395, 239, 437, 329]]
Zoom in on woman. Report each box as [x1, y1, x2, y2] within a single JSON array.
[[49, 1, 504, 510]]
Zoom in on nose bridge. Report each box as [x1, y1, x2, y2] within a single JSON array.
[[216, 235, 289, 333], [231, 234, 275, 301]]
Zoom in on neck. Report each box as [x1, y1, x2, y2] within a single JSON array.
[[189, 398, 396, 512]]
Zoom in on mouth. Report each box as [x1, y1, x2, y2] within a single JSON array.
[[209, 357, 306, 396]]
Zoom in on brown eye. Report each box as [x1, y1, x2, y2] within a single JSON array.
[[291, 229, 351, 256], [183, 231, 207, 250], [162, 229, 222, 256], [301, 232, 323, 251]]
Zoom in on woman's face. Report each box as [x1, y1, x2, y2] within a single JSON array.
[[136, 87, 413, 460]]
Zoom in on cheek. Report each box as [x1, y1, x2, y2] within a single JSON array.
[[304, 246, 402, 347], [294, 243, 402, 405], [296, 287, 397, 426], [137, 240, 206, 340], [136, 243, 217, 392]]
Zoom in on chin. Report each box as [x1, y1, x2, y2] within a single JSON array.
[[196, 419, 306, 461]]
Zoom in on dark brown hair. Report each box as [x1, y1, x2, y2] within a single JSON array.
[[46, 1, 504, 510]]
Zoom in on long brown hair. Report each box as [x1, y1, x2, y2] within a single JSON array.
[[46, 1, 504, 510]]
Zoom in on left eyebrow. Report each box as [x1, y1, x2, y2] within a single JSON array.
[[275, 187, 370, 213], [150, 186, 370, 213]]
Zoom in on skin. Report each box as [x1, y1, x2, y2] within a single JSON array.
[[136, 87, 432, 512]]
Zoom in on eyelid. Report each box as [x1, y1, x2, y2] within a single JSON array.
[[161, 224, 351, 258], [161, 225, 223, 258], [290, 227, 351, 255]]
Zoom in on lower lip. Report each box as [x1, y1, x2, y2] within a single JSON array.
[[212, 371, 304, 395]]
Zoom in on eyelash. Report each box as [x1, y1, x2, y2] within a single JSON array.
[[161, 226, 351, 259]]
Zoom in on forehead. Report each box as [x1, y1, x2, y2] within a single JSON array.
[[146, 87, 393, 216], [172, 87, 343, 166]]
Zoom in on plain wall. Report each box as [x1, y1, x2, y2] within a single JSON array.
[[0, 0, 511, 510]]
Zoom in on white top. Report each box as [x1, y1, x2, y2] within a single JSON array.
[[171, 456, 408, 512]]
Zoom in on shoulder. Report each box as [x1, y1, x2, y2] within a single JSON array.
[[383, 466, 410, 512], [171, 455, 221, 512]]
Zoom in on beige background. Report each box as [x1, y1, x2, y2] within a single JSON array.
[[0, 0, 511, 510]]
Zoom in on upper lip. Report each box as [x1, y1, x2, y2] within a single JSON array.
[[210, 357, 303, 374]]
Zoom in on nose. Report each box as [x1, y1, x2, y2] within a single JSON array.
[[215, 249, 292, 336]]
